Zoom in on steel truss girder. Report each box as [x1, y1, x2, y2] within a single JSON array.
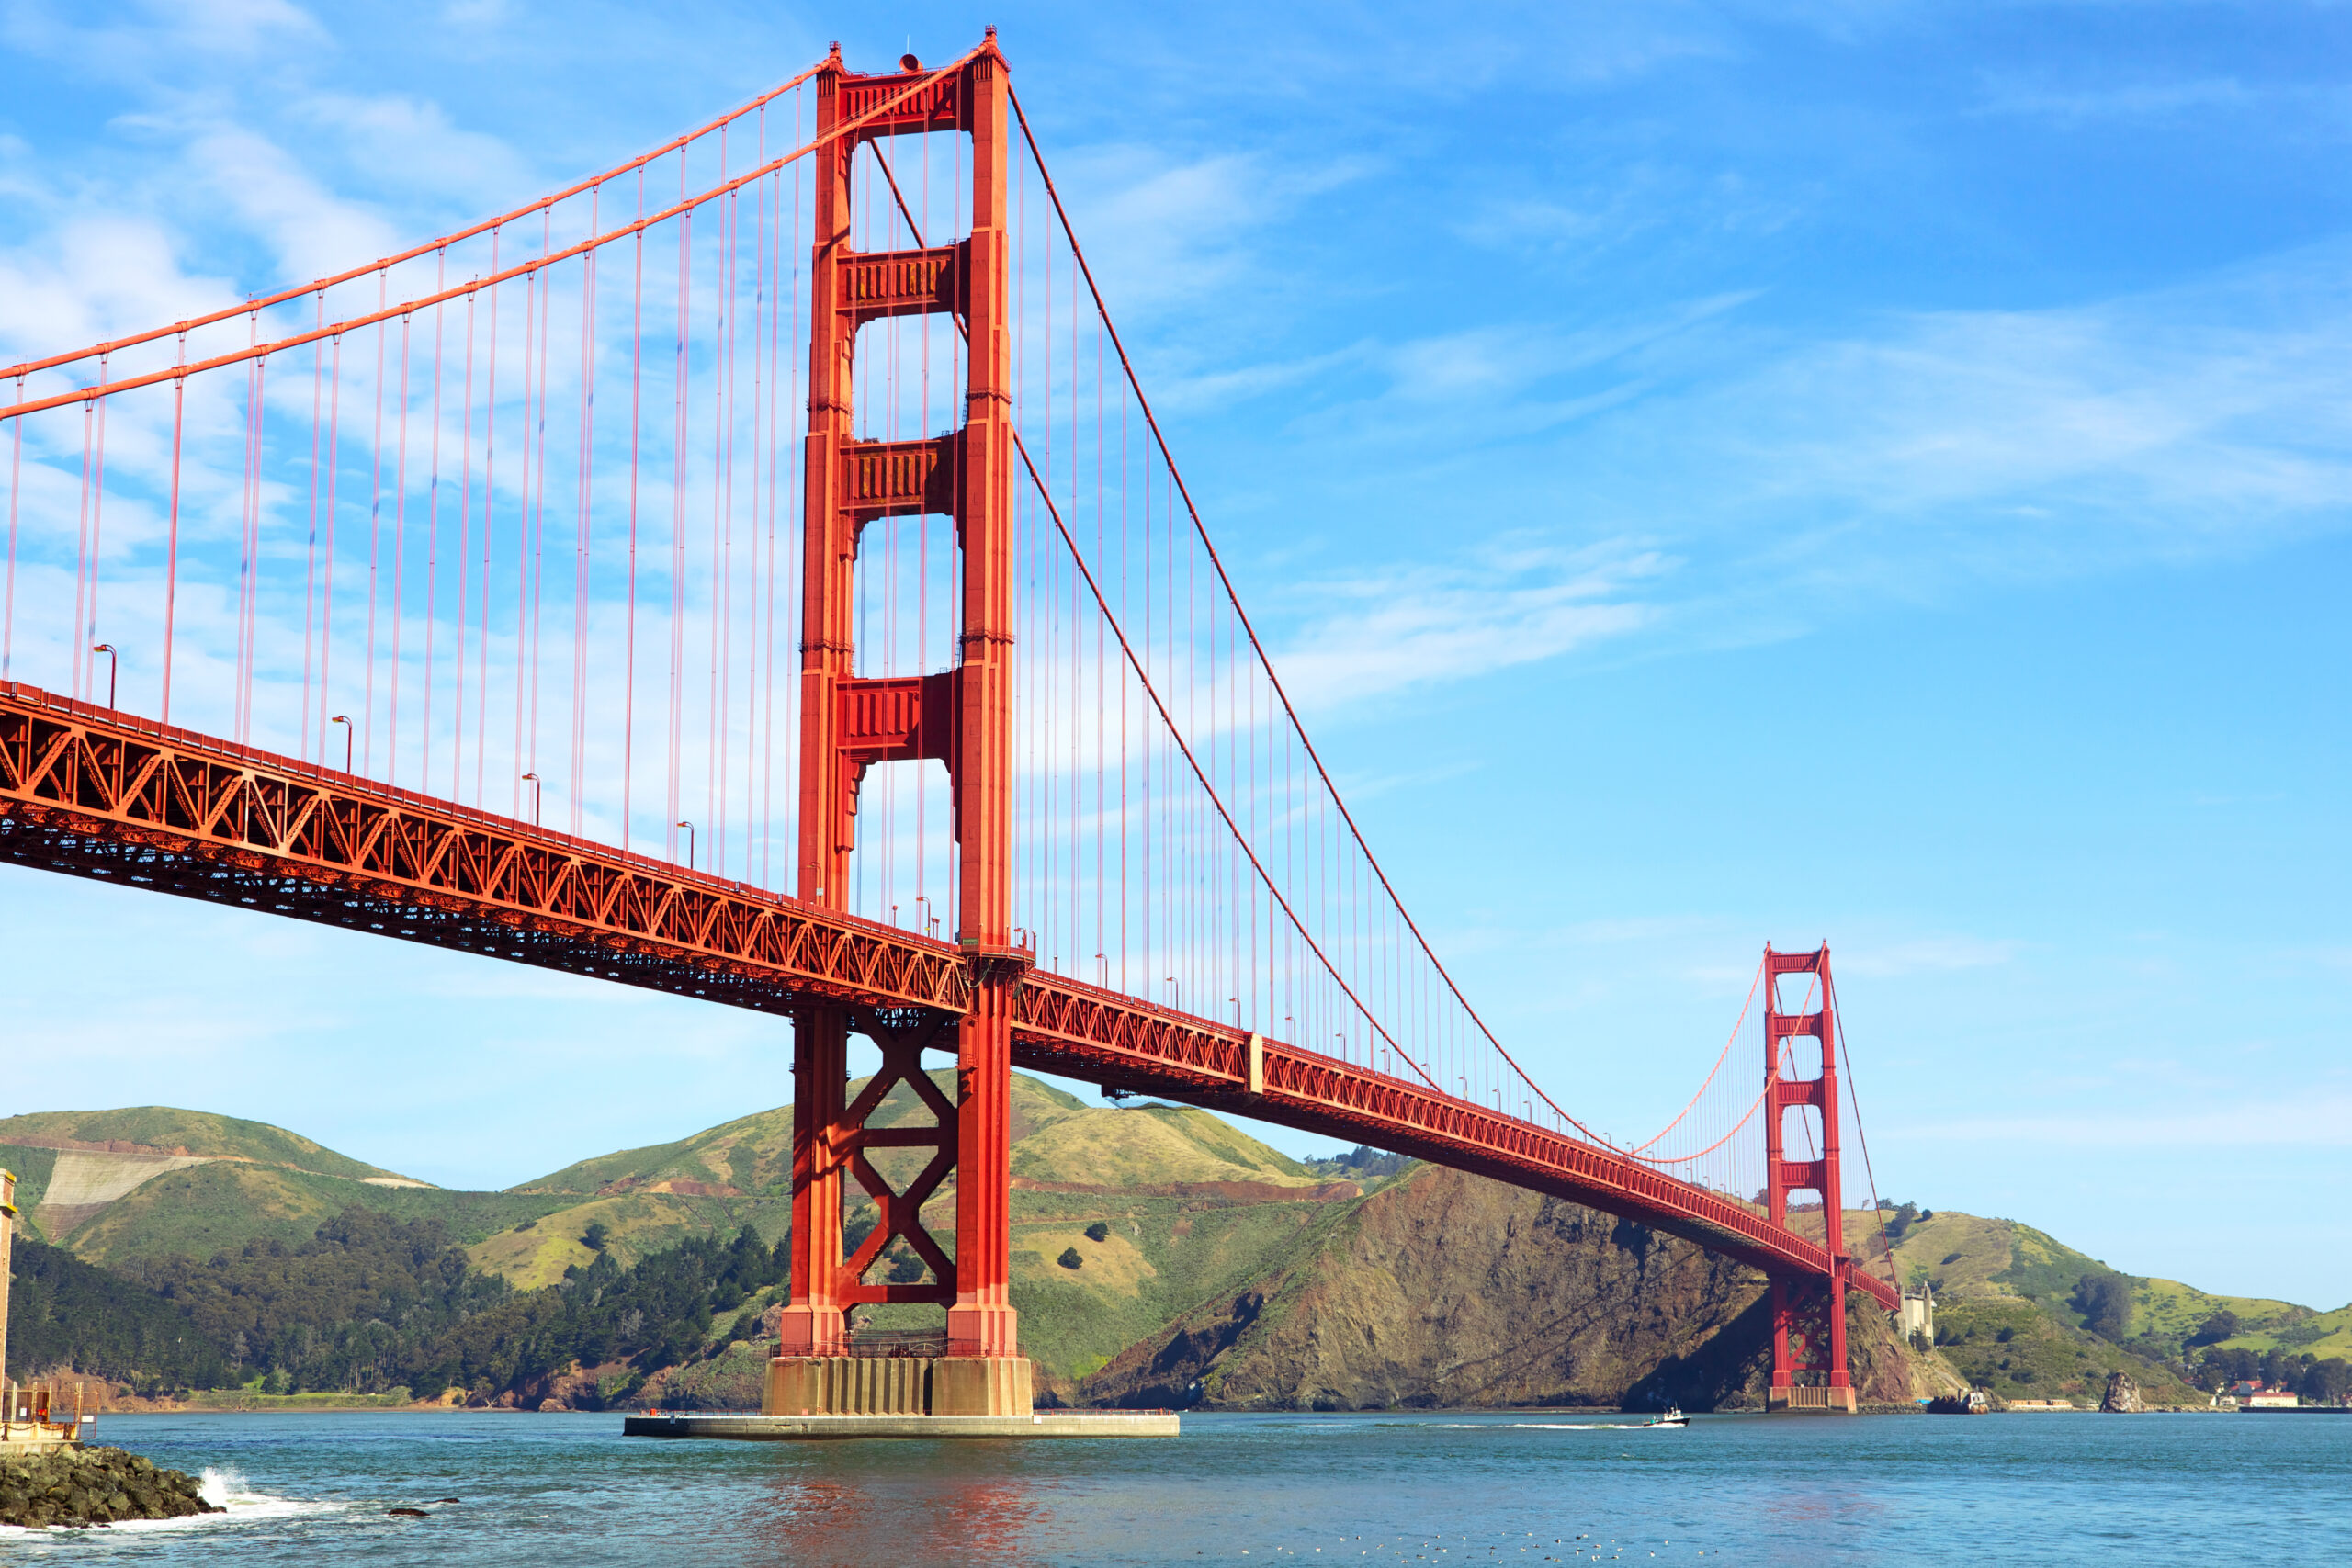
[[0, 682, 970, 1016], [0, 677, 1889, 1308], [1008, 971, 1901, 1309]]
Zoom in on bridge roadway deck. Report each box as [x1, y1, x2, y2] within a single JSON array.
[[0, 681, 1894, 1307]]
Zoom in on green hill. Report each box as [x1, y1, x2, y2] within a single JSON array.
[[1011, 1101, 1318, 1189], [468, 1075, 1347, 1312], [514, 1105, 802, 1198], [1883, 1207, 2348, 1352], [516, 1074, 1114, 1197], [1, 1105, 569, 1269], [0, 1108, 411, 1182], [1884, 1209, 2111, 1314], [10, 1084, 2341, 1411], [1927, 1292, 2202, 1405], [66, 1163, 569, 1271]]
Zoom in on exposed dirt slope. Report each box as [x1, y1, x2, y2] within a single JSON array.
[[0, 1110, 446, 1259], [0, 1108, 411, 1180]]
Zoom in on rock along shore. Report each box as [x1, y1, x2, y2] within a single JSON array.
[[0, 1446, 221, 1529]]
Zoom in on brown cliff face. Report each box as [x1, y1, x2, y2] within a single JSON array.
[[1621, 1280, 1920, 1410], [1081, 1165, 1786, 1410]]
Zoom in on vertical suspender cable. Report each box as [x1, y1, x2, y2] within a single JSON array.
[[88, 373, 107, 707], [574, 191, 601, 836], [300, 312, 325, 747], [161, 354, 186, 721], [2, 378, 20, 682], [669, 184, 690, 863], [626, 169, 645, 853]]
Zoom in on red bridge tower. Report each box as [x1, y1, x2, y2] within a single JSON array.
[[771, 35, 1033, 1417], [1763, 944, 1857, 1414]]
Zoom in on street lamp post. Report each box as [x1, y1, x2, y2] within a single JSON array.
[[676, 820, 695, 869], [1164, 976, 1179, 1010], [330, 715, 353, 773], [90, 644, 117, 709], [521, 772, 542, 827]]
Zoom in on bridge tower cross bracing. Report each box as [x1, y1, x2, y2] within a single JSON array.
[[1763, 943, 1855, 1413], [776, 34, 1033, 1416]]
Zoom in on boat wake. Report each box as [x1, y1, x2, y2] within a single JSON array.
[[1430, 1422, 1685, 1432]]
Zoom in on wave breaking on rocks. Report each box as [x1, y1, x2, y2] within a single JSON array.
[[0, 1446, 222, 1529]]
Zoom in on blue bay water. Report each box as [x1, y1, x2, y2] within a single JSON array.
[[1, 1410, 2343, 1564]]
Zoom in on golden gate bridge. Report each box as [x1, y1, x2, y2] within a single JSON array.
[[0, 32, 1899, 1421]]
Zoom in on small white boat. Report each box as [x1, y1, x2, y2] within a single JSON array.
[[1643, 1406, 1689, 1427]]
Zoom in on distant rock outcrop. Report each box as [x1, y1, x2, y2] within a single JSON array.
[[2101, 1370, 2146, 1412]]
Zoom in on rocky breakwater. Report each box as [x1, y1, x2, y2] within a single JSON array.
[[0, 1446, 220, 1529]]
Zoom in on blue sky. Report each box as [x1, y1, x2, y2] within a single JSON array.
[[1, 0, 2346, 1308]]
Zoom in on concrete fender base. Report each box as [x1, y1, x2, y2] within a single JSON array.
[[1767, 1386, 1860, 1414], [764, 1355, 1035, 1417], [623, 1411, 1180, 1440]]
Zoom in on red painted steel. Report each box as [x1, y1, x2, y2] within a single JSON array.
[[0, 681, 968, 1015], [0, 677, 1895, 1309], [784, 39, 1025, 1360], [1763, 944, 1866, 1391], [0, 36, 1901, 1354], [1012, 969, 1895, 1304]]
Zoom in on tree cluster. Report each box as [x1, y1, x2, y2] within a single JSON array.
[[5, 1237, 232, 1394], [429, 1223, 789, 1404], [2186, 1310, 2240, 1347], [2069, 1270, 2133, 1340], [11, 1208, 794, 1406], [1304, 1145, 1413, 1181], [120, 1209, 503, 1394], [2192, 1344, 2352, 1404]]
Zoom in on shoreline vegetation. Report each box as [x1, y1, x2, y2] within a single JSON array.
[[6, 1093, 2345, 1417]]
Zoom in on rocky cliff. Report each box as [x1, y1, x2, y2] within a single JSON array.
[[1076, 1164, 1924, 1411]]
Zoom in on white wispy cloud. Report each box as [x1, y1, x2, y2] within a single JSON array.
[[0, 0, 322, 82], [1273, 536, 1669, 711], [1250, 242, 2352, 640], [1669, 255, 2352, 573], [181, 122, 403, 284], [1047, 143, 1375, 326], [0, 214, 235, 363], [288, 92, 538, 210]]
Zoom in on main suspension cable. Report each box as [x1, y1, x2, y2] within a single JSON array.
[[1006, 82, 1615, 1148]]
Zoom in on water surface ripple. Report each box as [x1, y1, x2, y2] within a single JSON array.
[[1, 1410, 2340, 1564]]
